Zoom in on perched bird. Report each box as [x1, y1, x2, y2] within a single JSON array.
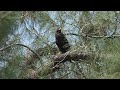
[[55, 29, 70, 53]]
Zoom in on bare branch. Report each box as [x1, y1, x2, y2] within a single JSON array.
[[108, 11, 118, 37], [66, 32, 120, 39], [66, 33, 80, 36], [0, 43, 40, 59]]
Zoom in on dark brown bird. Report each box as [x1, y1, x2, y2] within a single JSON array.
[[55, 29, 70, 53]]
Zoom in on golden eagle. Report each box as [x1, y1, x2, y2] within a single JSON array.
[[55, 29, 70, 53]]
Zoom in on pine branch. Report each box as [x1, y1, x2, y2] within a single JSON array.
[[38, 50, 95, 77]]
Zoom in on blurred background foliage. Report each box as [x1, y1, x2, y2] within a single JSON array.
[[0, 11, 120, 79]]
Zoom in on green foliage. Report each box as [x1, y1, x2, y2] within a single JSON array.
[[0, 56, 24, 79], [0, 11, 19, 42]]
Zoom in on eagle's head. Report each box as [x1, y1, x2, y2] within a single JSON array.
[[56, 29, 61, 33]]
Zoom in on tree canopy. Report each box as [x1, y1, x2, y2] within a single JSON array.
[[0, 11, 120, 79]]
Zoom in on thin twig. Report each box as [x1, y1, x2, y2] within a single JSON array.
[[52, 51, 70, 69], [66, 32, 120, 38]]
